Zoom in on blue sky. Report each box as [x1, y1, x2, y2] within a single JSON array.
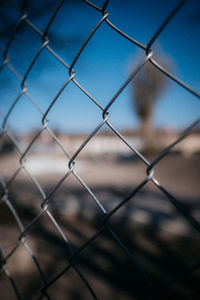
[[0, 0, 200, 134]]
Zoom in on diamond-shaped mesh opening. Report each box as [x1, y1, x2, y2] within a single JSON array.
[[46, 80, 103, 133], [73, 22, 143, 107]]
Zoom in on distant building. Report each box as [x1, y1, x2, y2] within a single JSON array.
[[18, 128, 200, 158]]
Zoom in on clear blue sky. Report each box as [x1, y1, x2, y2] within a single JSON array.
[[0, 0, 200, 134]]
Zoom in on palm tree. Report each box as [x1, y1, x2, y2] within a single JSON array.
[[133, 56, 169, 153]]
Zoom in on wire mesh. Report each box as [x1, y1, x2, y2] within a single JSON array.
[[0, 0, 200, 299]]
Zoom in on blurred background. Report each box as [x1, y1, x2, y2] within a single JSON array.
[[0, 0, 200, 299]]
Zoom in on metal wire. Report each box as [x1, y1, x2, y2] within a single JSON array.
[[0, 0, 200, 299]]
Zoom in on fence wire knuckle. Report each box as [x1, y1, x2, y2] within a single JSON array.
[[0, 0, 200, 299]]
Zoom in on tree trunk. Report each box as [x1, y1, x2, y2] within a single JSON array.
[[140, 109, 155, 153]]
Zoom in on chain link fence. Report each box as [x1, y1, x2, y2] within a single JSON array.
[[0, 0, 200, 299]]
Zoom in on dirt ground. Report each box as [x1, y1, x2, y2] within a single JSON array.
[[0, 151, 200, 196], [0, 152, 200, 299]]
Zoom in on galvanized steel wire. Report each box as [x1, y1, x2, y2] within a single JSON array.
[[0, 0, 200, 299]]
